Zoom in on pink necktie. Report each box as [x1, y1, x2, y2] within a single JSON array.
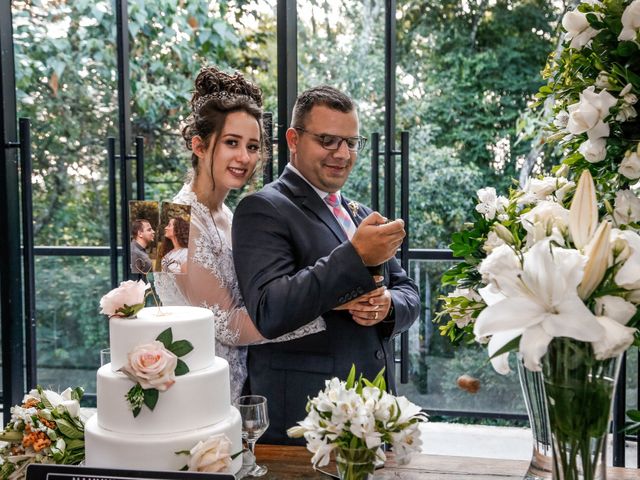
[[325, 193, 356, 239]]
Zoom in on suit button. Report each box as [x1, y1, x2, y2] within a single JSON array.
[[356, 287, 364, 295], [338, 296, 345, 303], [375, 350, 384, 360]]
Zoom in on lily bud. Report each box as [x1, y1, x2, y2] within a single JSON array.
[[578, 221, 612, 299], [570, 170, 598, 249], [493, 223, 515, 244]]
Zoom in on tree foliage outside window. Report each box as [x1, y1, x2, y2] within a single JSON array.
[[10, 0, 595, 414]]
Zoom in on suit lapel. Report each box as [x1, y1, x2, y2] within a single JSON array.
[[278, 168, 348, 243]]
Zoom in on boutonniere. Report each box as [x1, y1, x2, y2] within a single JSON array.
[[348, 200, 360, 217]]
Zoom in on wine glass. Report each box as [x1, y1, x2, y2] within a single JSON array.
[[235, 395, 269, 477]]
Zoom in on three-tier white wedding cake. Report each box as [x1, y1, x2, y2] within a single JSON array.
[[85, 306, 242, 474]]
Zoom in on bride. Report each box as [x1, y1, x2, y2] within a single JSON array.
[[156, 66, 324, 400]]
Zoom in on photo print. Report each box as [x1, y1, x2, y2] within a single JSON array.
[[157, 202, 191, 274], [129, 201, 160, 275]]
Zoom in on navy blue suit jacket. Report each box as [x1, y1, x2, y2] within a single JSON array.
[[232, 167, 420, 444]]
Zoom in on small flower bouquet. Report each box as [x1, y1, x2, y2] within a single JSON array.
[[287, 366, 427, 480], [0, 387, 85, 480]]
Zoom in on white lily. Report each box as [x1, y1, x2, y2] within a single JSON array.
[[569, 170, 598, 249], [578, 220, 612, 299], [474, 239, 605, 372], [591, 316, 636, 360], [595, 295, 637, 324]]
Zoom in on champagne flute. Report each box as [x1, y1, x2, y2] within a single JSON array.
[[235, 395, 269, 477]]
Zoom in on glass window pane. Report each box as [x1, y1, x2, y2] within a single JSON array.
[[35, 256, 111, 397], [396, 259, 524, 416]]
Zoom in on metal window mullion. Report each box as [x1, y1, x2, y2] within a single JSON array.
[[0, 0, 25, 423]]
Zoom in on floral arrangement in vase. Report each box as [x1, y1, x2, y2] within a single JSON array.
[[0, 387, 86, 480], [437, 0, 640, 477], [287, 366, 427, 480]]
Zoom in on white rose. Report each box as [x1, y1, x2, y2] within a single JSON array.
[[624, 93, 638, 105], [566, 86, 617, 139], [619, 0, 640, 41], [578, 137, 607, 163], [99, 280, 149, 317], [613, 189, 640, 225], [618, 148, 640, 179], [562, 9, 600, 49], [122, 341, 177, 391], [188, 434, 233, 473]]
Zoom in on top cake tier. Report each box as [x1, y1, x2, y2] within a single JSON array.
[[109, 306, 215, 372]]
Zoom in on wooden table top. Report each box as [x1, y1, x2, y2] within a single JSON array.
[[254, 444, 640, 479]]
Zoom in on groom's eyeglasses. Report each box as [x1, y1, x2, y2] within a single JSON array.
[[294, 127, 367, 152]]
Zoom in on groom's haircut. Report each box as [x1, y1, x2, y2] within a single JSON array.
[[290, 85, 355, 129], [131, 219, 150, 240]]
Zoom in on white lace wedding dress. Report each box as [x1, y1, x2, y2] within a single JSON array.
[[155, 183, 325, 401]]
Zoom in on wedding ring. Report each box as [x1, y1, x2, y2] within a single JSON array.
[[373, 312, 378, 320]]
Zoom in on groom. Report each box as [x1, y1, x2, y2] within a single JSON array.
[[232, 85, 420, 444]]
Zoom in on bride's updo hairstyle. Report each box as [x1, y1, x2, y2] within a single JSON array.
[[181, 66, 265, 177]]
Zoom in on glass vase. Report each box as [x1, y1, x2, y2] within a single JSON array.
[[541, 338, 621, 480], [335, 447, 377, 480], [517, 356, 552, 479]]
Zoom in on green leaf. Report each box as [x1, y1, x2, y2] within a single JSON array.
[[489, 335, 522, 360], [174, 359, 189, 376], [156, 328, 173, 348], [132, 406, 141, 418], [143, 388, 159, 411], [56, 418, 84, 439], [175, 450, 191, 455], [71, 386, 84, 402], [345, 365, 356, 389], [169, 339, 193, 357]]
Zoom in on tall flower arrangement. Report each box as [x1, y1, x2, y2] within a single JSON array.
[[437, 0, 640, 372], [437, 1, 640, 477]]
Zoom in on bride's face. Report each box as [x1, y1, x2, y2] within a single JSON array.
[[207, 111, 261, 191], [164, 219, 175, 241]]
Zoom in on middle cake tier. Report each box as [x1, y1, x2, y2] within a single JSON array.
[[97, 356, 231, 434]]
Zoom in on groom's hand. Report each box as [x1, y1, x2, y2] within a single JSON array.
[[334, 286, 386, 311], [348, 287, 392, 327], [351, 212, 405, 266]]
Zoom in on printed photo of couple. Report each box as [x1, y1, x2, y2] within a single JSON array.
[[129, 201, 191, 275]]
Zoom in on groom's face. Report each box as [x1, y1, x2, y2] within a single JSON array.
[[288, 105, 359, 193]]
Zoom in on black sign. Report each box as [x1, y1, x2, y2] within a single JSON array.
[[26, 464, 235, 480]]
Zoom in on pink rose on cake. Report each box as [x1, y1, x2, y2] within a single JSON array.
[[100, 280, 149, 318], [122, 341, 178, 391], [187, 434, 233, 473]]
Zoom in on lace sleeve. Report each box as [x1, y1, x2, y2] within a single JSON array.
[[161, 186, 325, 346]]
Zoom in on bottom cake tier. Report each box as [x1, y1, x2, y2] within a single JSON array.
[[84, 406, 243, 474]]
